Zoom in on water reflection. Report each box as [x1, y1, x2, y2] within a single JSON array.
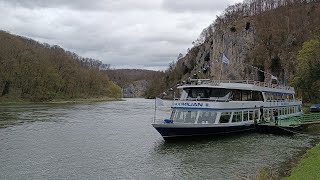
[[152, 133, 313, 179], [0, 104, 74, 128]]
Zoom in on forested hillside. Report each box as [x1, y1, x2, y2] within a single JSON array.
[[106, 69, 165, 98], [150, 0, 320, 102], [0, 31, 122, 102]]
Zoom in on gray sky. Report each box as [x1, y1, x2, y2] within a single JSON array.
[[0, 0, 242, 70]]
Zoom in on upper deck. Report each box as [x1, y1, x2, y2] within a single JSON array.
[[178, 79, 295, 94]]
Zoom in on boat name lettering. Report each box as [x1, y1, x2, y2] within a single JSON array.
[[174, 102, 204, 107]]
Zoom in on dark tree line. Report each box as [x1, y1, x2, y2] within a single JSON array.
[[194, 0, 320, 44], [0, 31, 121, 102]]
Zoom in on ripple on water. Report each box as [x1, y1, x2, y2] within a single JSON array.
[[0, 99, 317, 180]]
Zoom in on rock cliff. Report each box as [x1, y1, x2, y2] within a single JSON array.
[[122, 80, 148, 98], [170, 1, 320, 86]]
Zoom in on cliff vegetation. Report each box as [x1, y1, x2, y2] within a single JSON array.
[[149, 0, 320, 102]]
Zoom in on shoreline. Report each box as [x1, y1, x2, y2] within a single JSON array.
[[0, 97, 123, 105], [281, 124, 320, 179], [280, 136, 320, 178], [282, 141, 320, 180], [255, 124, 320, 179]]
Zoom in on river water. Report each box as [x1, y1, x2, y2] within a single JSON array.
[[0, 98, 317, 179]]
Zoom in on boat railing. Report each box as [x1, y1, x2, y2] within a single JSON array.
[[267, 99, 302, 106], [267, 99, 302, 103], [188, 79, 294, 91], [174, 97, 230, 102]]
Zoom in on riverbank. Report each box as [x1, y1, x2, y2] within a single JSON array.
[[254, 124, 320, 180], [282, 142, 320, 180], [283, 123, 320, 180], [0, 96, 123, 105]]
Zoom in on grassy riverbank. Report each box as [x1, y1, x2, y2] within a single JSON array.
[[254, 123, 320, 180], [282, 142, 320, 180]]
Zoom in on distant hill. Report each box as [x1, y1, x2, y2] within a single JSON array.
[[106, 69, 165, 98], [0, 30, 121, 102]]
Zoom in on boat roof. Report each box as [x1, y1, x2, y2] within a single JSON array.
[[178, 79, 295, 94]]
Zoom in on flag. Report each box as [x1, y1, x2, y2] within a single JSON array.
[[271, 75, 278, 84], [222, 54, 230, 64], [271, 75, 278, 80], [155, 98, 164, 107]]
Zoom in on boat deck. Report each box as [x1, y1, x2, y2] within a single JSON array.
[[256, 113, 320, 134], [260, 113, 320, 126]]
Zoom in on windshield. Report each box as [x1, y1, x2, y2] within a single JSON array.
[[181, 88, 231, 101]]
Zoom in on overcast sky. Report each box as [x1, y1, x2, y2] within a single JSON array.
[[0, 0, 242, 70]]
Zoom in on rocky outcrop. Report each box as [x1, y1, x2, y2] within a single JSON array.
[[122, 80, 148, 98], [179, 23, 259, 82], [177, 2, 320, 84]]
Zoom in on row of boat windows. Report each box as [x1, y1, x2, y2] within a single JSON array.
[[170, 105, 302, 124], [265, 92, 294, 101], [219, 111, 259, 123], [262, 106, 301, 119], [181, 88, 295, 102], [182, 88, 263, 101], [170, 110, 259, 124]]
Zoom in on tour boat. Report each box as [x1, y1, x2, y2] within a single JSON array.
[[152, 79, 303, 139]]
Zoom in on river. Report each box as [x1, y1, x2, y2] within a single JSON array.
[[0, 98, 316, 179]]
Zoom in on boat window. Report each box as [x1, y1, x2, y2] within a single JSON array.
[[269, 109, 272, 117], [255, 110, 260, 120], [180, 89, 189, 100], [249, 111, 256, 121], [187, 88, 211, 99], [231, 90, 263, 101], [242, 91, 249, 101], [263, 109, 269, 119], [171, 110, 220, 124], [185, 88, 231, 100], [231, 90, 241, 101], [252, 91, 263, 101], [232, 111, 242, 122], [220, 112, 231, 123], [170, 110, 175, 119], [243, 111, 249, 121], [198, 111, 217, 124], [209, 89, 230, 99], [265, 92, 295, 101], [172, 110, 197, 123]]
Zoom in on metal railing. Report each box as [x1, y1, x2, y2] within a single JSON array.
[[188, 79, 295, 91], [174, 97, 230, 102]]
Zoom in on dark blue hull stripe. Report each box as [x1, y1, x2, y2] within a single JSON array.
[[154, 125, 255, 138]]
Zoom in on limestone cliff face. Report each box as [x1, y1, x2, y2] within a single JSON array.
[[177, 2, 320, 84], [122, 80, 148, 98], [180, 23, 258, 81]]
